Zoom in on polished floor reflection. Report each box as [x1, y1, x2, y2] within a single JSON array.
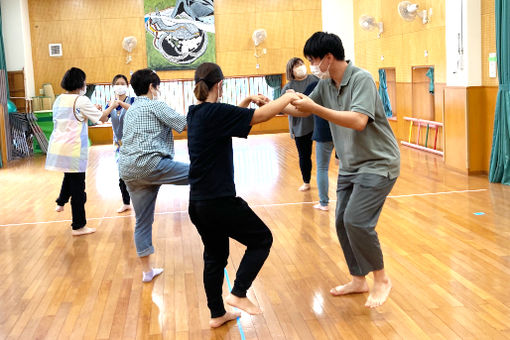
[[0, 133, 509, 339]]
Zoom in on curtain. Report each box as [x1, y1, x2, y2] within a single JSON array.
[[425, 67, 434, 94], [265, 75, 282, 99], [0, 7, 11, 166], [489, 0, 510, 185], [378, 69, 393, 117]]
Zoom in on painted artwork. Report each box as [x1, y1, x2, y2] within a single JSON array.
[[144, 0, 215, 70]]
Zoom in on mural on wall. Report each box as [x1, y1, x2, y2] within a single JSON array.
[[144, 0, 215, 70]]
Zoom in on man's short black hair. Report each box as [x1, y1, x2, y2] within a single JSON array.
[[130, 69, 161, 96], [303, 32, 345, 61], [60, 67, 86, 91]]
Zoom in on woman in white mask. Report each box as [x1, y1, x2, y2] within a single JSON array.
[[46, 67, 110, 236], [102, 74, 135, 213], [281, 57, 319, 191]]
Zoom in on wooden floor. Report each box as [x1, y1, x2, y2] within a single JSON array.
[[1, 133, 510, 339]]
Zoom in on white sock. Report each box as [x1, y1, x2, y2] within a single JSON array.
[[142, 268, 163, 282]]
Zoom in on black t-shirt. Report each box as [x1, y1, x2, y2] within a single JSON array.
[[187, 102, 255, 200]]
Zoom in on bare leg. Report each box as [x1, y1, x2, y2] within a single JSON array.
[[209, 311, 241, 328], [225, 294, 262, 315], [330, 275, 369, 296], [365, 269, 391, 308]]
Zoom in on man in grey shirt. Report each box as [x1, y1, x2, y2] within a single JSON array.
[[283, 32, 400, 308]]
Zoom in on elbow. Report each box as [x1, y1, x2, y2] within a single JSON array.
[[353, 115, 368, 131]]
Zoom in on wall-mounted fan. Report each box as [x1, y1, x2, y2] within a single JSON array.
[[359, 15, 384, 38], [122, 36, 137, 64], [252, 29, 267, 58], [398, 1, 432, 24]]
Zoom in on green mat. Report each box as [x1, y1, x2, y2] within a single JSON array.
[[33, 111, 53, 154]]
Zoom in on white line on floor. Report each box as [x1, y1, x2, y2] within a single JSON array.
[[0, 188, 488, 227]]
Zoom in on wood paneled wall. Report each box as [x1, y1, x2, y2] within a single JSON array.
[[354, 0, 446, 154], [353, 0, 446, 83], [444, 87, 468, 172], [482, 0, 497, 86], [28, 0, 322, 95], [467, 86, 498, 173]]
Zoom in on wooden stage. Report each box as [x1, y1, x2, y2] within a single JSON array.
[[0, 133, 509, 339]]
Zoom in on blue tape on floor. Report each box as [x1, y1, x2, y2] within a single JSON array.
[[473, 212, 485, 215], [224, 268, 247, 340]]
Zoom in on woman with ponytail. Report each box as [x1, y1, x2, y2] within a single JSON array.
[[187, 62, 299, 328]]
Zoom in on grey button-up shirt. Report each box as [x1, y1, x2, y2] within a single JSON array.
[[309, 62, 400, 179]]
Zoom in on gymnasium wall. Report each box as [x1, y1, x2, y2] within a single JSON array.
[[353, 0, 446, 151], [27, 0, 322, 95], [354, 0, 499, 174]]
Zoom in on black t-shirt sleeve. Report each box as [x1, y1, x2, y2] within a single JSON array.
[[216, 103, 254, 138]]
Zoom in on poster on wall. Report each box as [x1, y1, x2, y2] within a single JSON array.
[[144, 0, 215, 70]]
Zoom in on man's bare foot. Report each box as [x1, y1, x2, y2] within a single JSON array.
[[55, 205, 64, 212], [330, 279, 369, 296], [225, 294, 262, 315], [365, 277, 391, 308], [209, 311, 241, 328]]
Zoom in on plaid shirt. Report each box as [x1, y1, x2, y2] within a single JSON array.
[[118, 96, 187, 181]]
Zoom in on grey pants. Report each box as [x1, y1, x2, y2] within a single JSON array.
[[335, 173, 397, 277]]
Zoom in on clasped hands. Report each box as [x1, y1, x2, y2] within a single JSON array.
[[249, 90, 315, 113]]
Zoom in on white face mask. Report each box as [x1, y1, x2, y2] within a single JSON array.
[[113, 85, 128, 96], [310, 58, 331, 79], [79, 86, 87, 96], [294, 65, 307, 79]]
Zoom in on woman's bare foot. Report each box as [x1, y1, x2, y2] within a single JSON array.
[[299, 183, 311, 191], [330, 278, 369, 296], [71, 227, 96, 236], [365, 277, 391, 308], [209, 311, 241, 328], [225, 294, 262, 315], [117, 204, 131, 213], [55, 205, 64, 212]]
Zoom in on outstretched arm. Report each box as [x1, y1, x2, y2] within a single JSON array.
[[250, 92, 299, 125], [292, 93, 368, 131]]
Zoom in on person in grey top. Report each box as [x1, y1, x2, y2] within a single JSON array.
[[283, 32, 400, 309], [118, 69, 189, 283], [282, 58, 318, 191], [102, 74, 135, 213]]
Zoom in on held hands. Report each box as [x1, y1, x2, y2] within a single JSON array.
[[109, 99, 120, 109], [291, 93, 316, 112], [250, 94, 270, 107]]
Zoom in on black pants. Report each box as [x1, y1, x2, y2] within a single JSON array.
[[188, 197, 273, 318], [119, 178, 130, 205], [294, 132, 313, 183], [56, 172, 87, 230]]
